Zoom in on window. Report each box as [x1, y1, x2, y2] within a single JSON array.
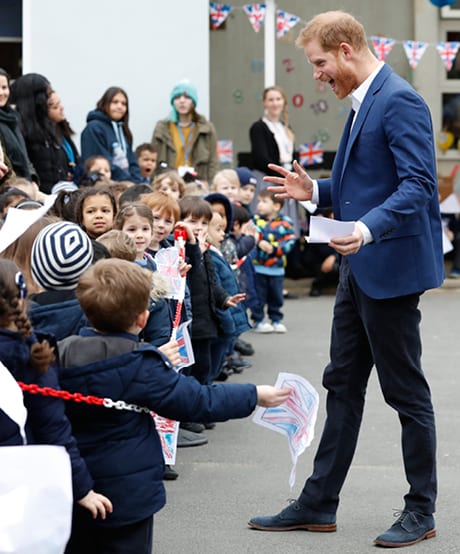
[[440, 26, 460, 153], [442, 1, 460, 19]]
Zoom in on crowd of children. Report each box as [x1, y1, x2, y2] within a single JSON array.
[[0, 72, 327, 552], [0, 151, 304, 551]]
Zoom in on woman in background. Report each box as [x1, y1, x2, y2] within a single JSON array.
[[0, 68, 36, 183], [10, 73, 78, 193], [249, 85, 302, 236]]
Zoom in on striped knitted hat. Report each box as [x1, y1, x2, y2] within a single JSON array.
[[31, 222, 93, 290]]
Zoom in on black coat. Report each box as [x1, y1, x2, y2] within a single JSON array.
[[0, 106, 35, 180], [249, 119, 281, 177], [25, 133, 79, 194], [185, 242, 229, 339]]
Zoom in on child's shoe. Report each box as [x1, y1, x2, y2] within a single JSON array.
[[272, 322, 287, 333], [163, 465, 179, 480], [253, 321, 274, 333]]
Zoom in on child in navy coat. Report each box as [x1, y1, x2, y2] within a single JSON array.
[[58, 258, 290, 553], [206, 210, 251, 381]]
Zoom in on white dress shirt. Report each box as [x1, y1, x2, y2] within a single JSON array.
[[301, 63, 385, 244]]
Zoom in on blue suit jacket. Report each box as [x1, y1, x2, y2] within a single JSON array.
[[318, 64, 444, 299]]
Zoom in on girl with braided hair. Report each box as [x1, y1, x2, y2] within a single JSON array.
[[0, 259, 112, 521]]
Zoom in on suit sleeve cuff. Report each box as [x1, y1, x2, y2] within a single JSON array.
[[299, 180, 319, 213], [356, 220, 374, 245]]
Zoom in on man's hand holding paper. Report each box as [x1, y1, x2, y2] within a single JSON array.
[[307, 215, 363, 255]]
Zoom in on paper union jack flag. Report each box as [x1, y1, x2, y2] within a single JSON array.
[[436, 41, 460, 71], [243, 3, 266, 32], [155, 247, 182, 299], [217, 139, 233, 164], [209, 2, 232, 30], [299, 142, 324, 166], [370, 36, 396, 61], [402, 40, 428, 70], [276, 10, 300, 39], [153, 414, 179, 465], [175, 320, 195, 370]]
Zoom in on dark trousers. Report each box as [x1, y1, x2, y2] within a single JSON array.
[[251, 273, 284, 323], [209, 335, 233, 382], [188, 337, 227, 384], [299, 260, 436, 515], [65, 507, 153, 554]]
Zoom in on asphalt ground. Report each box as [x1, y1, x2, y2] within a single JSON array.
[[154, 277, 460, 554]]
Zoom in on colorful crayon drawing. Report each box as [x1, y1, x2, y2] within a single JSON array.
[[253, 372, 319, 488]]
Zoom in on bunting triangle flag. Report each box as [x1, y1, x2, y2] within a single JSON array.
[[276, 10, 300, 39], [402, 40, 429, 70], [209, 2, 232, 30], [371, 36, 396, 61], [436, 41, 460, 71], [243, 4, 266, 33]]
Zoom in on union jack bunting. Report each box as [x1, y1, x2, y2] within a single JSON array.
[[299, 142, 324, 166], [370, 36, 396, 61], [243, 3, 266, 33], [217, 139, 234, 164], [402, 41, 429, 70], [436, 41, 460, 71], [209, 2, 232, 30], [276, 10, 300, 39]]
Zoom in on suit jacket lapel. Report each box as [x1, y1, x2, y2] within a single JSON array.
[[340, 64, 392, 179]]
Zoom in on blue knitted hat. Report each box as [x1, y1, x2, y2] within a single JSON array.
[[31, 222, 93, 290], [235, 167, 257, 187], [168, 80, 198, 123]]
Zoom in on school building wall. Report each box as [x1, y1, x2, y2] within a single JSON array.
[[21, 0, 210, 147], [4, 0, 460, 178]]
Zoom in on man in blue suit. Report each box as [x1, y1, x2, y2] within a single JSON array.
[[248, 10, 444, 548]]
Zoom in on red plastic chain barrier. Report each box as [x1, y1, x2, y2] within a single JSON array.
[[18, 382, 105, 406]]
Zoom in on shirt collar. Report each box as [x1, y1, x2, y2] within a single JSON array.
[[350, 62, 384, 112]]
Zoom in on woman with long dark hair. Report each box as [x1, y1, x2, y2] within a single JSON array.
[[80, 86, 142, 183], [9, 73, 79, 193], [0, 68, 36, 183]]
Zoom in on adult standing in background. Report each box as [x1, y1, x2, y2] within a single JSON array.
[[0, 68, 37, 184], [47, 90, 80, 186], [10, 73, 78, 193], [249, 85, 301, 236], [81, 86, 142, 183], [248, 11, 444, 549], [0, 140, 10, 184], [152, 79, 219, 183]]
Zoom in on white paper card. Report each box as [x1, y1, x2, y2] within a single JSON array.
[[307, 215, 355, 243], [440, 193, 460, 214], [0, 194, 57, 254], [0, 445, 72, 554]]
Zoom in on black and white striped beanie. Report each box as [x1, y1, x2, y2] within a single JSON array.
[[31, 222, 93, 290]]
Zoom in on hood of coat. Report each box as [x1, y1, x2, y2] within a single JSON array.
[[86, 109, 112, 125]]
